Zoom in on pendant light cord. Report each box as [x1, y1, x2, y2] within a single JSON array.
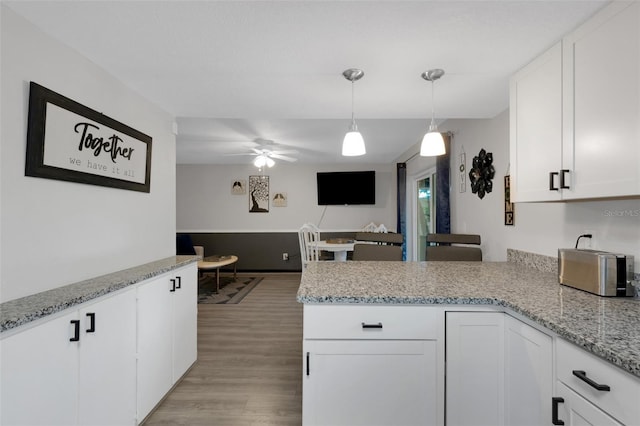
[[351, 80, 356, 126], [430, 80, 436, 129]]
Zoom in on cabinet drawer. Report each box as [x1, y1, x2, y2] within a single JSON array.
[[556, 338, 640, 425], [304, 305, 439, 340]]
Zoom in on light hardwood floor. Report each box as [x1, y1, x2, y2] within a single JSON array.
[[144, 273, 303, 426]]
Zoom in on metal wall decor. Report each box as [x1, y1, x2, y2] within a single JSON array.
[[249, 175, 269, 212], [468, 148, 495, 199]]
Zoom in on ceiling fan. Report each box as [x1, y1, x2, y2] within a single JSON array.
[[225, 139, 298, 167]]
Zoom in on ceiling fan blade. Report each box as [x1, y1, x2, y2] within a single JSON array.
[[223, 152, 256, 157], [270, 153, 298, 162], [271, 149, 299, 155]]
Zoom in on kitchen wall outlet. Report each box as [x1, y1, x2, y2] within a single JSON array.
[[282, 253, 289, 261]]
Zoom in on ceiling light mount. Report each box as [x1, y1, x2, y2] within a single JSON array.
[[420, 68, 446, 157], [341, 68, 366, 156]]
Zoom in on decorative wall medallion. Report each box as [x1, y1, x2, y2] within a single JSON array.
[[249, 175, 269, 212], [468, 148, 495, 199], [231, 179, 246, 195]]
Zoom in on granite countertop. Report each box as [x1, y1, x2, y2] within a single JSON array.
[[297, 261, 640, 378], [0, 256, 198, 333]]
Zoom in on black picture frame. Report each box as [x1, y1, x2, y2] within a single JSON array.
[[25, 82, 152, 193]]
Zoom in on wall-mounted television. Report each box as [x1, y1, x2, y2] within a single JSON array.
[[317, 171, 376, 205]]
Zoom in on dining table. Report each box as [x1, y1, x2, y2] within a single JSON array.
[[314, 240, 355, 261]]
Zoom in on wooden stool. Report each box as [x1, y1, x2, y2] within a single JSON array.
[[197, 255, 238, 293]]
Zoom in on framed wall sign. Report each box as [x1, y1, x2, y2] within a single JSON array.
[[25, 82, 152, 192]]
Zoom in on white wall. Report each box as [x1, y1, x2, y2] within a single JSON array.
[[1, 7, 177, 302], [176, 163, 396, 232], [444, 110, 639, 270]]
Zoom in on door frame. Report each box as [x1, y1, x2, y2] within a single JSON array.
[[407, 167, 436, 261]]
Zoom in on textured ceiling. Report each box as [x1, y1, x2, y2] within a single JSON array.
[[5, 1, 608, 164]]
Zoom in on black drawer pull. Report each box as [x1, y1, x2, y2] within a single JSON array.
[[306, 352, 310, 376], [549, 172, 559, 191], [560, 169, 570, 189], [175, 276, 182, 289], [362, 322, 383, 329], [86, 312, 96, 333], [552, 397, 565, 425], [70, 320, 80, 342], [170, 278, 176, 292], [572, 370, 610, 391]]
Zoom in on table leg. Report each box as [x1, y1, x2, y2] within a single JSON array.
[[216, 268, 220, 293], [334, 250, 348, 262]]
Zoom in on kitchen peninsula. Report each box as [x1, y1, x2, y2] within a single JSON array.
[[298, 255, 640, 425]]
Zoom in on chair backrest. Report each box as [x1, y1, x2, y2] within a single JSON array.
[[352, 243, 403, 261], [298, 223, 321, 269], [354, 232, 404, 245], [425, 233, 482, 261], [193, 246, 204, 259]]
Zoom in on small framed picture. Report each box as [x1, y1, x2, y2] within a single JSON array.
[[231, 179, 246, 195], [273, 192, 287, 207], [504, 175, 515, 226], [249, 175, 269, 213]]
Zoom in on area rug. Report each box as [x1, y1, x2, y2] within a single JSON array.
[[198, 275, 263, 304]]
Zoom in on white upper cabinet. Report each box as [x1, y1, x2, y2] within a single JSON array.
[[510, 42, 563, 202], [510, 1, 640, 201], [562, 1, 640, 199]]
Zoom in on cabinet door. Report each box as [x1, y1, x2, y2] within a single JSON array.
[[504, 315, 553, 426], [137, 275, 174, 421], [303, 340, 438, 426], [172, 264, 198, 382], [78, 288, 137, 426], [0, 311, 79, 426], [555, 381, 623, 426], [510, 42, 563, 202], [563, 1, 640, 199], [446, 312, 505, 426]]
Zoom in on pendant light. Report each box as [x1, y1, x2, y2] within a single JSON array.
[[420, 69, 446, 156], [342, 68, 366, 156]]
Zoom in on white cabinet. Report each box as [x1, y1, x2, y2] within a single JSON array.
[[562, 1, 640, 199], [137, 263, 198, 421], [504, 315, 553, 426], [446, 311, 505, 426], [302, 305, 443, 426], [554, 338, 640, 425], [0, 288, 137, 426], [510, 1, 640, 201], [554, 381, 623, 425], [510, 42, 563, 202]]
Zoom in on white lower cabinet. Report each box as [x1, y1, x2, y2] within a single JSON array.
[[137, 263, 198, 421], [0, 288, 137, 426], [302, 305, 443, 426], [446, 312, 505, 426]]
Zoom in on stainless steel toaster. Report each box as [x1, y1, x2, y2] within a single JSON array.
[[558, 249, 635, 297]]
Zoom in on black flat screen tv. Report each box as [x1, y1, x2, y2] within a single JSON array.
[[317, 171, 375, 205]]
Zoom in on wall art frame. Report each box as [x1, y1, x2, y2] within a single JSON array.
[[231, 179, 246, 195], [273, 192, 287, 207], [25, 82, 152, 193], [249, 175, 269, 213]]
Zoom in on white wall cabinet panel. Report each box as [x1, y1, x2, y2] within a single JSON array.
[[0, 288, 137, 426], [562, 1, 640, 199], [504, 315, 553, 426], [446, 312, 505, 426], [510, 42, 563, 202], [303, 340, 438, 426], [171, 264, 198, 382], [0, 311, 79, 426]]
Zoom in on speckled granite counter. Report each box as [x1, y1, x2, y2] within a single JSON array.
[[0, 256, 198, 332], [297, 261, 640, 378]]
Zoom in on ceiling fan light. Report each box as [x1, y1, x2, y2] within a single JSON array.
[[420, 130, 446, 156], [254, 155, 267, 167], [265, 157, 275, 168], [342, 131, 366, 156]]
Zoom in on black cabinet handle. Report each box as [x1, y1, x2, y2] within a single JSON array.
[[552, 397, 565, 425], [306, 352, 310, 376], [176, 276, 182, 289], [549, 172, 559, 191], [572, 370, 610, 391], [170, 278, 176, 292], [86, 312, 96, 333], [560, 169, 570, 189], [70, 320, 80, 342], [362, 322, 383, 329]]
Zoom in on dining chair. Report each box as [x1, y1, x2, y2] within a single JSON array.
[[298, 223, 321, 270], [425, 233, 482, 261], [352, 243, 403, 261]]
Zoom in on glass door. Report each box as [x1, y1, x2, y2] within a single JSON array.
[[415, 170, 436, 261]]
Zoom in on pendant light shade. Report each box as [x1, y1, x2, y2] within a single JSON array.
[[342, 68, 366, 156], [420, 69, 446, 157]]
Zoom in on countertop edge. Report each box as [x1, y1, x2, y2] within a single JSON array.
[[0, 256, 199, 333]]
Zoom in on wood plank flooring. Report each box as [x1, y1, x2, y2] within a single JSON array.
[[144, 273, 303, 426]]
